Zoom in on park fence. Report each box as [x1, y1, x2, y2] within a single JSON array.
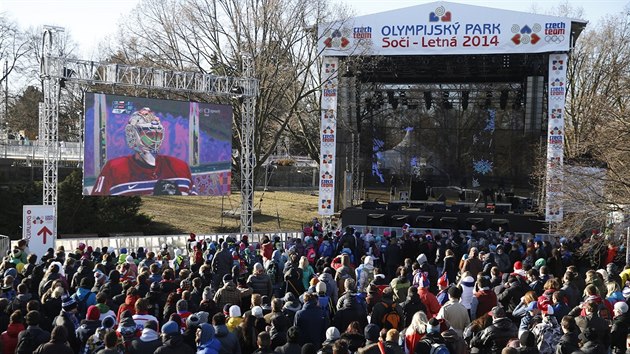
[[0, 235, 10, 258], [54, 231, 302, 254]]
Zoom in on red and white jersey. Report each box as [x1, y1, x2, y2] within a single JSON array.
[[132, 313, 159, 332], [92, 155, 197, 196]]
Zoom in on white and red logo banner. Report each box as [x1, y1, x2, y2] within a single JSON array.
[[545, 53, 567, 222], [318, 1, 576, 56], [23, 205, 56, 258], [319, 57, 339, 215]]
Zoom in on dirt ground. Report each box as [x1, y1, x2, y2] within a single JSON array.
[[140, 190, 320, 234]]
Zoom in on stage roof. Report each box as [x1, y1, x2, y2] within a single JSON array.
[[319, 1, 587, 57]]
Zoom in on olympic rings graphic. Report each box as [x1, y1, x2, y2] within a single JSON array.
[[545, 35, 565, 43]]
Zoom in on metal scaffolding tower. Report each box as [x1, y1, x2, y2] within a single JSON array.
[[40, 28, 258, 232]]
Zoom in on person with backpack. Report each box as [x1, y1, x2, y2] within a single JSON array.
[[333, 292, 368, 332], [404, 311, 429, 354], [531, 304, 561, 354], [390, 267, 411, 303], [470, 306, 517, 354], [356, 256, 376, 294], [247, 263, 273, 299], [76, 306, 102, 351], [400, 286, 427, 329], [72, 278, 97, 321], [413, 318, 449, 354], [370, 287, 403, 331], [15, 310, 50, 354], [318, 236, 334, 259]]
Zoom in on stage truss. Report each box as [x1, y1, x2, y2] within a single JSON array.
[[40, 27, 259, 233]]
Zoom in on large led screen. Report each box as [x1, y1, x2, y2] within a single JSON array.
[[83, 93, 232, 196]]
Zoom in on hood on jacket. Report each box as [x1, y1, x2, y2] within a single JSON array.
[[493, 317, 515, 330], [214, 324, 229, 337], [140, 328, 160, 342], [364, 256, 374, 267], [15, 293, 32, 302], [5, 323, 25, 336], [95, 303, 110, 314], [198, 323, 216, 344], [76, 287, 92, 298]]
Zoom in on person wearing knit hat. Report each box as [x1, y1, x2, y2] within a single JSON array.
[[76, 305, 101, 348], [156, 320, 195, 354], [128, 319, 161, 353], [320, 327, 340, 353], [252, 306, 264, 318], [177, 299, 192, 329], [226, 305, 242, 333], [196, 322, 221, 354]]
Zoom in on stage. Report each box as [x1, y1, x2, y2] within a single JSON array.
[[340, 203, 546, 234]]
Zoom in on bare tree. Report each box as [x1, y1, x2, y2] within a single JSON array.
[[102, 0, 349, 178], [0, 15, 29, 87]]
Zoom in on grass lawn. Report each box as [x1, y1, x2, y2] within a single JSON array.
[[140, 189, 320, 234]]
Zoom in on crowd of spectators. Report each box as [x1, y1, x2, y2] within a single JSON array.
[[0, 221, 628, 354]]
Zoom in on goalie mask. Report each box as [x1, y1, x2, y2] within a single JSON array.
[[125, 107, 164, 166]]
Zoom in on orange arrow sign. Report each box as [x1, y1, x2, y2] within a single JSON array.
[[37, 226, 52, 244]]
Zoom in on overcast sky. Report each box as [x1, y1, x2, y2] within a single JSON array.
[[2, 0, 628, 58]]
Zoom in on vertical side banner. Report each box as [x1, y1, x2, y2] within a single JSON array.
[[545, 53, 567, 222], [319, 57, 339, 215]]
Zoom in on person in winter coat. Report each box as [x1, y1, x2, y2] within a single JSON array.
[[314, 267, 335, 299], [196, 323, 221, 354], [335, 254, 356, 295], [400, 286, 427, 329], [404, 311, 428, 354], [1, 310, 25, 354], [82, 316, 116, 354], [578, 327, 605, 354], [413, 318, 446, 354], [33, 325, 73, 354], [339, 321, 366, 353], [390, 267, 411, 303], [319, 327, 340, 354], [459, 274, 475, 313], [384, 237, 403, 280], [156, 320, 195, 354], [436, 286, 470, 337], [516, 330, 539, 354], [356, 256, 375, 293], [371, 287, 403, 331], [610, 302, 630, 354], [531, 305, 561, 354], [54, 295, 81, 353], [333, 293, 368, 332], [442, 249, 459, 284], [470, 306, 518, 354], [247, 263, 273, 299], [15, 310, 50, 354], [128, 320, 161, 354], [470, 277, 497, 320], [294, 293, 328, 347], [212, 313, 241, 354], [358, 324, 381, 354], [76, 306, 101, 350], [416, 277, 441, 319], [274, 326, 301, 354], [211, 242, 234, 290], [95, 330, 122, 354], [555, 316, 580, 354], [497, 275, 528, 313]]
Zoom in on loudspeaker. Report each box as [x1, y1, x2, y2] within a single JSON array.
[[390, 215, 409, 227], [387, 203, 401, 211], [410, 181, 428, 200], [367, 213, 387, 226], [415, 216, 434, 228], [362, 201, 385, 210], [495, 205, 510, 214]]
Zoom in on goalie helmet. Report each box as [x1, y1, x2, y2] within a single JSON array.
[[125, 107, 164, 159]]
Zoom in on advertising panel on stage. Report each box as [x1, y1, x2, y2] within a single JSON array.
[[83, 93, 232, 196], [545, 53, 568, 222], [319, 57, 339, 215], [318, 1, 577, 56], [23, 205, 55, 258]]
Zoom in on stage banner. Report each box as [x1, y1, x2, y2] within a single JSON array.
[[319, 57, 339, 215], [318, 1, 576, 56], [545, 53, 568, 222]]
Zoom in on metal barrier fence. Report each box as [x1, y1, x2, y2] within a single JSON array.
[[347, 225, 554, 243], [54, 231, 303, 254], [0, 140, 82, 161], [0, 235, 10, 258]]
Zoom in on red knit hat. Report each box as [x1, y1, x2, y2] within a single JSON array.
[[514, 261, 523, 270], [86, 305, 100, 321]]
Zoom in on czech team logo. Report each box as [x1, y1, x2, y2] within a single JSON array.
[[429, 6, 451, 22], [511, 24, 541, 45], [323, 28, 351, 49]]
